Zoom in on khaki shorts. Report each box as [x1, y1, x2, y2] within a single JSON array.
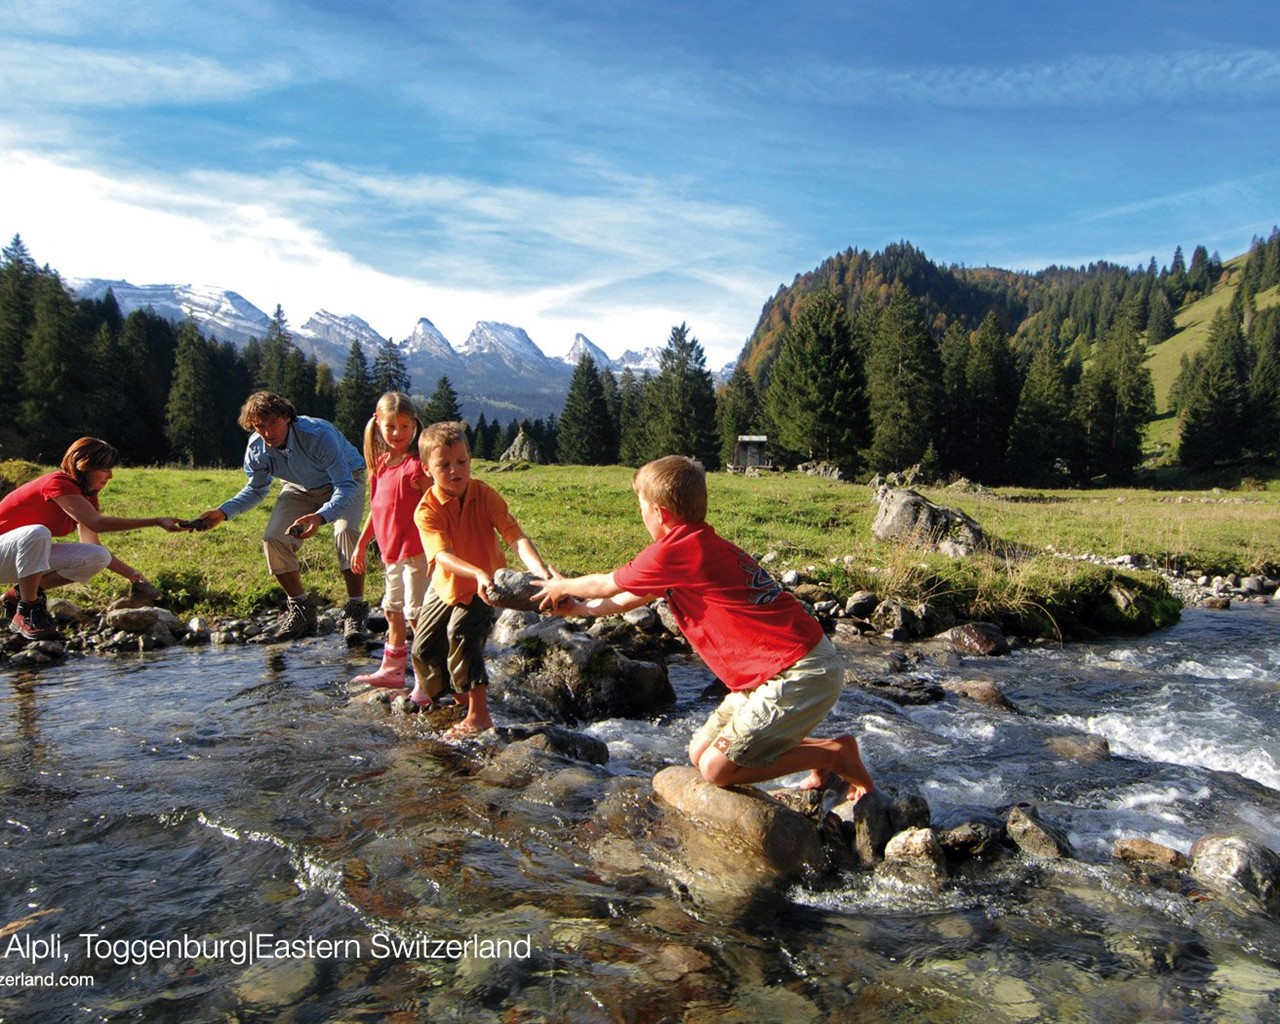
[[692, 635, 845, 769], [263, 474, 365, 576], [381, 553, 431, 620]]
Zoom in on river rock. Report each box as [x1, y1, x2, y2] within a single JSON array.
[[944, 622, 1010, 656], [876, 827, 949, 889], [652, 765, 828, 893], [1113, 837, 1187, 869], [494, 723, 610, 765], [872, 487, 985, 557], [844, 590, 879, 619], [500, 620, 674, 724], [105, 606, 185, 635], [942, 676, 1012, 710], [235, 957, 320, 1006], [488, 568, 543, 611], [1006, 804, 1075, 860], [46, 596, 94, 625], [829, 786, 929, 867], [1189, 833, 1280, 912]]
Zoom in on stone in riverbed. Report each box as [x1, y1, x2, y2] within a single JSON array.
[[1005, 804, 1075, 860], [652, 765, 828, 895], [1189, 833, 1280, 913]]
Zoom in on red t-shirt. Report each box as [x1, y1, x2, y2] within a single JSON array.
[[370, 453, 428, 563], [613, 520, 824, 691], [0, 471, 98, 537]]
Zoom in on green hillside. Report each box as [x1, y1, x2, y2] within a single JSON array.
[[1144, 259, 1280, 456]]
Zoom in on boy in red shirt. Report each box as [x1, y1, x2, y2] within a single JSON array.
[[411, 421, 553, 737], [535, 455, 873, 796]]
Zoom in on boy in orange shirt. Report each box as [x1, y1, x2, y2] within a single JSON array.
[[410, 421, 552, 736]]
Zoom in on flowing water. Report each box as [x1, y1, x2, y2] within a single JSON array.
[[2, 602, 1279, 1022]]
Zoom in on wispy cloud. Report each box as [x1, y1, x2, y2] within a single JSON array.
[[757, 47, 1280, 109], [0, 40, 292, 106]]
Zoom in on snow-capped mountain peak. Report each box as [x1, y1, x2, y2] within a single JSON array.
[[402, 317, 458, 361], [562, 333, 615, 370], [457, 321, 546, 364]]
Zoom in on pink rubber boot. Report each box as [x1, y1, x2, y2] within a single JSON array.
[[352, 643, 407, 687]]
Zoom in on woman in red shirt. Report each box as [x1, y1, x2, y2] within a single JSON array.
[[0, 437, 183, 640]]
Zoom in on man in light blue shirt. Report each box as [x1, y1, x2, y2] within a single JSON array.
[[199, 391, 368, 644]]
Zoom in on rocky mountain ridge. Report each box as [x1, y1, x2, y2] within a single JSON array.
[[69, 278, 683, 422]]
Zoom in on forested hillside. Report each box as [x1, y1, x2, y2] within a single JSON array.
[[3, 230, 1278, 486], [732, 234, 1280, 484]]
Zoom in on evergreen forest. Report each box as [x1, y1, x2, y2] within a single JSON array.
[[3, 230, 1279, 487]]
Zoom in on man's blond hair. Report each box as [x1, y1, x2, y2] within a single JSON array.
[[633, 456, 707, 524], [419, 420, 470, 462]]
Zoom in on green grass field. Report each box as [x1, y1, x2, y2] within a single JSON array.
[[13, 462, 1275, 623]]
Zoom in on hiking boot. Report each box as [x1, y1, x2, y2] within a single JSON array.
[[342, 599, 369, 647], [9, 600, 63, 642], [264, 596, 318, 642]]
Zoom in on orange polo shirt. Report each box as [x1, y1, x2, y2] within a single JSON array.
[[414, 477, 526, 606]]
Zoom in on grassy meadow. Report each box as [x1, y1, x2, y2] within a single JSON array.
[[8, 461, 1277, 631]]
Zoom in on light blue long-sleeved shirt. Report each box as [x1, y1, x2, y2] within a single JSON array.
[[219, 416, 365, 523]]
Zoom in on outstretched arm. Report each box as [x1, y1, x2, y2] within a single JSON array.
[[534, 570, 654, 617]]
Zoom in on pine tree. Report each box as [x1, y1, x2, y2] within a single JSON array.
[[0, 235, 39, 410], [370, 336, 411, 395], [335, 341, 375, 445], [166, 321, 219, 465], [935, 320, 970, 475], [19, 273, 88, 459], [645, 323, 719, 468], [716, 364, 761, 468], [599, 368, 621, 463], [557, 354, 615, 464], [422, 375, 462, 424], [254, 304, 295, 394], [1074, 307, 1155, 482], [763, 290, 863, 470], [1007, 341, 1077, 485], [1146, 288, 1176, 345], [961, 311, 1019, 483], [618, 368, 649, 467], [1178, 308, 1249, 468], [866, 290, 940, 473]]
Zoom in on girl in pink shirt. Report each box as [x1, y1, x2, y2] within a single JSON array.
[[350, 393, 432, 687]]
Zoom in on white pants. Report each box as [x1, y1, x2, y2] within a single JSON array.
[[0, 525, 112, 587]]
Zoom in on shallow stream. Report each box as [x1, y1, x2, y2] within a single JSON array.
[[2, 602, 1279, 1022]]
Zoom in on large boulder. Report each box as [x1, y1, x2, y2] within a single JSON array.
[[872, 488, 985, 557], [1189, 833, 1280, 913], [498, 619, 674, 724], [652, 766, 828, 897]]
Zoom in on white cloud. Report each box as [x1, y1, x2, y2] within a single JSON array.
[[0, 40, 292, 106], [0, 150, 760, 365]]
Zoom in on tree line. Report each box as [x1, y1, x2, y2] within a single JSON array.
[[4, 230, 1278, 484]]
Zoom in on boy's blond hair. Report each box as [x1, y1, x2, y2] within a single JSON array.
[[633, 456, 707, 524], [419, 420, 470, 462]]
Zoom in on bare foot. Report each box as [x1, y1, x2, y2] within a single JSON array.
[[834, 735, 874, 801], [797, 769, 830, 791], [445, 718, 491, 739]]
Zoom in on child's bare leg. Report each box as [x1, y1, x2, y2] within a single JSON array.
[[385, 608, 406, 649], [697, 735, 873, 800]]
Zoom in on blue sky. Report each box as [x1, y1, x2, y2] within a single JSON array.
[[1, 0, 1278, 368]]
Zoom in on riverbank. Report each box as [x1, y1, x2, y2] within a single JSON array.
[[2, 460, 1278, 647]]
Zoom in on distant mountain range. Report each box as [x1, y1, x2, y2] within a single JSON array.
[[67, 278, 705, 423]]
